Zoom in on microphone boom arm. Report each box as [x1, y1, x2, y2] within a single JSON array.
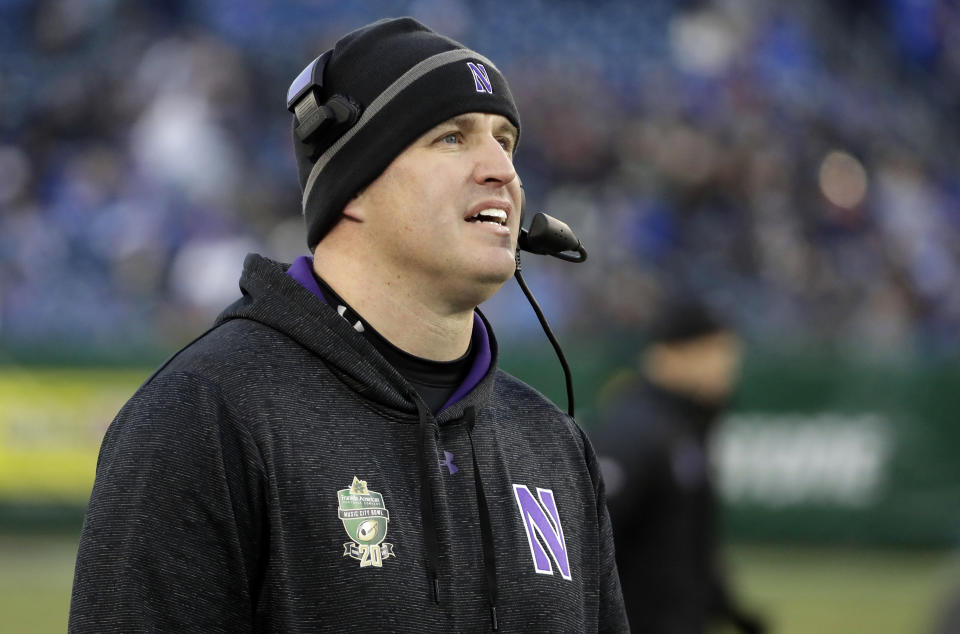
[[514, 211, 587, 417]]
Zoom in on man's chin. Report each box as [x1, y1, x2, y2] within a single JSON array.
[[448, 261, 516, 307], [480, 254, 519, 285]]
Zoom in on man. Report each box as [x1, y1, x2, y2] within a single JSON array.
[[69, 17, 628, 633], [590, 300, 765, 633]]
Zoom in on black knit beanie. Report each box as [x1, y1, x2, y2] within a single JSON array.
[[646, 299, 728, 343], [290, 17, 521, 250]]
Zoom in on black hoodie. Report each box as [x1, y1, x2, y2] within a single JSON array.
[[69, 254, 628, 633]]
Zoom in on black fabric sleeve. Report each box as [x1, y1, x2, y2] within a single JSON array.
[[69, 372, 267, 633], [579, 425, 630, 633]]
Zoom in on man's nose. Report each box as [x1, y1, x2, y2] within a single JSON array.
[[473, 136, 517, 186]]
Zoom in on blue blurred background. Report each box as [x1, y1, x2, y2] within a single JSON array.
[[2, 1, 960, 632], [3, 0, 960, 358]]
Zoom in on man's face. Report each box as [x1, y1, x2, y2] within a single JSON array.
[[347, 112, 522, 309], [644, 331, 744, 404]]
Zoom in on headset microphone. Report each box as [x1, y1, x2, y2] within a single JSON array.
[[514, 197, 587, 418], [518, 212, 588, 262]]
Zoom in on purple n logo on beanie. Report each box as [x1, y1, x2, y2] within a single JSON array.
[[467, 62, 493, 94]]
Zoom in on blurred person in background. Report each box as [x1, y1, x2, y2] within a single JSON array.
[[68, 17, 627, 633], [931, 577, 960, 634], [591, 299, 765, 634]]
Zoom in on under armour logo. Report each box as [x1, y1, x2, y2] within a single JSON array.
[[439, 450, 459, 475], [467, 62, 493, 94]]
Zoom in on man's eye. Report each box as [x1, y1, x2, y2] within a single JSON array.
[[439, 132, 460, 144], [497, 137, 513, 152]]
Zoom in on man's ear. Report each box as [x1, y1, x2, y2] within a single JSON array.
[[342, 190, 366, 222]]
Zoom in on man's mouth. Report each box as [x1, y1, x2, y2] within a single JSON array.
[[465, 208, 508, 226]]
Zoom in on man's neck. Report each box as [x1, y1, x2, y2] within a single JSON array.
[[312, 251, 474, 362]]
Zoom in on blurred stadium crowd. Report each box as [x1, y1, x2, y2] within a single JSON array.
[[2, 0, 959, 357]]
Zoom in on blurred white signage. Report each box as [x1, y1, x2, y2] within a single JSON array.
[[713, 413, 891, 508]]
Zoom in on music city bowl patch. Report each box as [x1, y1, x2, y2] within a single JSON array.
[[338, 476, 396, 568]]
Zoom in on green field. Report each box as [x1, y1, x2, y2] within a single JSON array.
[[2, 534, 956, 633], [1, 534, 80, 633], [722, 544, 958, 634]]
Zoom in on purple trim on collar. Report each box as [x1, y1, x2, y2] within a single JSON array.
[[440, 312, 491, 412], [287, 254, 492, 412], [287, 255, 327, 303]]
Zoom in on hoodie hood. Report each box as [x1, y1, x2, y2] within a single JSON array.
[[214, 253, 499, 422]]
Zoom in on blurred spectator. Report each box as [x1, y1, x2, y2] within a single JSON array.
[[590, 298, 765, 633]]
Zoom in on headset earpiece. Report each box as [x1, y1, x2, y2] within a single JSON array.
[[287, 50, 362, 146]]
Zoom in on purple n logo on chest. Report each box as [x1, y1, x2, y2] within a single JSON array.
[[512, 484, 572, 580]]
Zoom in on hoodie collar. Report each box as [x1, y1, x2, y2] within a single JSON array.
[[216, 254, 498, 421], [287, 254, 492, 415]]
